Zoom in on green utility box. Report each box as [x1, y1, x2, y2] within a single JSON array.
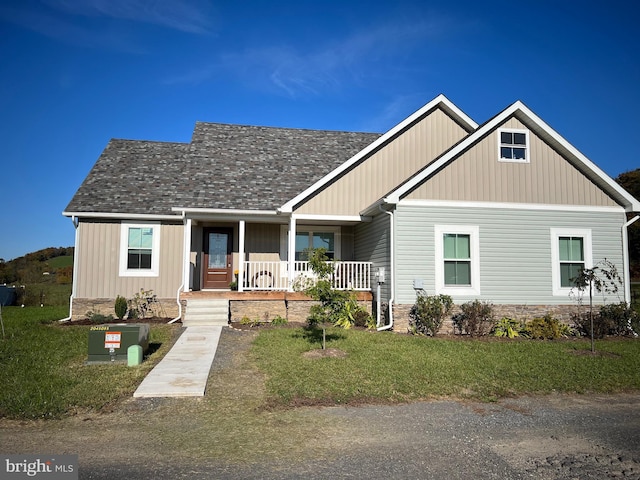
[[87, 324, 150, 363]]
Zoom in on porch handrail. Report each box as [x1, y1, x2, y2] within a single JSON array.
[[242, 260, 372, 291]]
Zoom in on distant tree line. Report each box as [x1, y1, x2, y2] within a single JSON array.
[[0, 247, 74, 285], [616, 168, 640, 280]]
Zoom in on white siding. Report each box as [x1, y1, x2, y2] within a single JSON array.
[[394, 204, 626, 305]]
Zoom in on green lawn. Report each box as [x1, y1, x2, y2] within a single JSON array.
[[0, 306, 176, 419], [46, 255, 73, 269], [251, 327, 640, 404], [2, 307, 639, 420]]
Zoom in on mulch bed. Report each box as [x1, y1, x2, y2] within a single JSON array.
[[229, 321, 306, 331], [60, 317, 178, 326]]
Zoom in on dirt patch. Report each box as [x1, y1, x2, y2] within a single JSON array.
[[302, 347, 348, 359]]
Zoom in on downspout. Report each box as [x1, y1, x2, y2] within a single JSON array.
[[169, 212, 189, 324], [168, 283, 183, 324], [622, 215, 640, 305], [378, 205, 394, 331], [58, 216, 79, 322]]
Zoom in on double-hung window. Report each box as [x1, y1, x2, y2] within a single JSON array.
[[498, 128, 529, 162], [294, 228, 340, 260], [119, 222, 160, 277], [435, 225, 480, 295], [550, 228, 592, 295]]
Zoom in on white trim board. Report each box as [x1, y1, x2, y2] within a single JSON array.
[[397, 199, 626, 214]]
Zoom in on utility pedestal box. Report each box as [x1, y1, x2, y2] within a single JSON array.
[[87, 324, 150, 363]]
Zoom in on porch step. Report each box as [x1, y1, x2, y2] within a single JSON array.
[[183, 299, 229, 327]]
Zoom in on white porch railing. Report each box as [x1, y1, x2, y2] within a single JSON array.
[[241, 261, 372, 291]]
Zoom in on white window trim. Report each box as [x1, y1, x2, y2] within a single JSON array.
[[498, 128, 530, 163], [550, 228, 592, 296], [119, 221, 160, 277], [434, 225, 480, 296]]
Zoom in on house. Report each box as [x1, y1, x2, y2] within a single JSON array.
[[63, 95, 640, 331]]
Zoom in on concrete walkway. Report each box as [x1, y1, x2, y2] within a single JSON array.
[[133, 326, 222, 398]]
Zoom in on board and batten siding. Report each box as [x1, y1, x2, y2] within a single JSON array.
[[75, 220, 184, 298], [295, 108, 470, 216], [406, 117, 617, 207], [355, 212, 391, 300], [394, 204, 626, 305]]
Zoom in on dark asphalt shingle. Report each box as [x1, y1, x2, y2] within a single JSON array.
[[65, 123, 381, 215]]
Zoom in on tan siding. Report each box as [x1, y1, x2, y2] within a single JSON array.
[[295, 108, 469, 216], [75, 220, 183, 299], [407, 117, 617, 206], [244, 223, 281, 263], [245, 223, 280, 253]]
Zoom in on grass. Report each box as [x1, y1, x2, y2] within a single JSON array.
[[46, 255, 73, 269], [21, 283, 72, 307], [0, 306, 176, 419], [2, 307, 639, 421], [251, 327, 640, 404]]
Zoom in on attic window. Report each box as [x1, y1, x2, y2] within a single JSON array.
[[498, 129, 529, 163]]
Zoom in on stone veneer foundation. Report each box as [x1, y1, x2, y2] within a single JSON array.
[[70, 298, 179, 321], [390, 303, 580, 334], [72, 295, 579, 333]]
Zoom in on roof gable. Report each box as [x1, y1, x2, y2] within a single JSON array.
[[278, 94, 478, 213], [383, 101, 640, 213]]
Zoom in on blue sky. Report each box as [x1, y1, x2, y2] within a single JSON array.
[[1, 0, 639, 261]]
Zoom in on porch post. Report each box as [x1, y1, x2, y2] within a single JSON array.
[[238, 220, 245, 293], [287, 216, 297, 291], [182, 218, 192, 291]]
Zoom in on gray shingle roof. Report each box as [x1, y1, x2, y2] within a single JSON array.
[[65, 123, 381, 216]]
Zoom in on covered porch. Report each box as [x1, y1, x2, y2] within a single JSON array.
[[174, 208, 374, 295]]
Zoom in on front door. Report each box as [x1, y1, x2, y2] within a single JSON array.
[[203, 228, 233, 289]]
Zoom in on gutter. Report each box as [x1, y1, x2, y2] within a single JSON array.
[[63, 211, 178, 221], [377, 205, 394, 331], [58, 215, 79, 322], [623, 215, 640, 305]]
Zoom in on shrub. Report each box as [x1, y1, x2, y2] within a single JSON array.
[[453, 300, 494, 336], [240, 316, 262, 327], [271, 315, 288, 326], [128, 288, 163, 319], [334, 295, 371, 330], [492, 317, 523, 338], [572, 302, 639, 338], [524, 314, 562, 339], [86, 310, 114, 323], [599, 302, 638, 336], [114, 295, 127, 320], [353, 308, 376, 329], [409, 292, 453, 336]]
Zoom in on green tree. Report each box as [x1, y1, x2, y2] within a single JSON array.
[[570, 259, 622, 353], [293, 248, 349, 349], [616, 168, 640, 279]]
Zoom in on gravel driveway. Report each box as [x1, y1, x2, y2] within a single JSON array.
[[1, 328, 638, 479]]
